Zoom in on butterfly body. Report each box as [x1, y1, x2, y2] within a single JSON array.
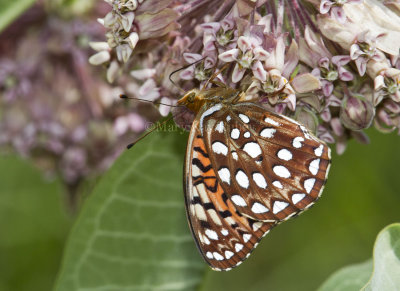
[[178, 87, 331, 271]]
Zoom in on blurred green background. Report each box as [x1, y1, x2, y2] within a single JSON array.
[[1, 128, 399, 291]]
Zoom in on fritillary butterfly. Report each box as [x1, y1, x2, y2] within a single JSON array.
[[177, 85, 331, 271]]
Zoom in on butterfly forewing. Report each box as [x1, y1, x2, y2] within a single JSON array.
[[184, 99, 331, 271]]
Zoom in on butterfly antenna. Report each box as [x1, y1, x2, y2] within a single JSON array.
[[169, 57, 206, 93], [126, 109, 188, 149], [126, 114, 175, 149], [201, 63, 230, 91], [120, 94, 183, 108]]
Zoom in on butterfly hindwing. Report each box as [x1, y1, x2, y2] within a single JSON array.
[[184, 116, 276, 271]]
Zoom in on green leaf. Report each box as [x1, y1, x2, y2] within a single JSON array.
[[317, 260, 373, 291], [363, 223, 400, 290], [55, 128, 206, 291], [0, 154, 71, 291], [318, 223, 400, 291], [0, 0, 36, 33]]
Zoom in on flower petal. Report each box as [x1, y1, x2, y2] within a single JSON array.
[[253, 47, 270, 61], [282, 40, 299, 78], [355, 57, 367, 76], [127, 32, 139, 49], [179, 67, 194, 80], [219, 49, 239, 62], [338, 66, 354, 81], [237, 36, 252, 52], [89, 42, 110, 52], [332, 55, 351, 66], [159, 97, 173, 116], [322, 80, 334, 96], [183, 53, 203, 63], [107, 61, 119, 83], [320, 0, 333, 14], [232, 63, 246, 83], [130, 68, 156, 80], [374, 75, 385, 91], [89, 51, 110, 65], [252, 61, 267, 82], [291, 73, 321, 93]]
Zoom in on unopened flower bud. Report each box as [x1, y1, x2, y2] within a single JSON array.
[[340, 94, 375, 130]]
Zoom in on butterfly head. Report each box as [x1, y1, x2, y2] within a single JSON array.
[[177, 89, 205, 113], [178, 87, 245, 113]]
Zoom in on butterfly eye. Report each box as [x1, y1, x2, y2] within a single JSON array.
[[187, 92, 196, 103]]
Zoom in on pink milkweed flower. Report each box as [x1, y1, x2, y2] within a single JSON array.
[[350, 31, 386, 76], [179, 52, 217, 82], [201, 17, 237, 51], [374, 68, 400, 104], [219, 35, 269, 83], [311, 55, 353, 96]]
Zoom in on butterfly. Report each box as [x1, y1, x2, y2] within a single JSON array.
[[177, 85, 331, 271]]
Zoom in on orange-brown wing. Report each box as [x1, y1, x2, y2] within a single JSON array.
[[201, 102, 331, 222], [184, 116, 276, 271]]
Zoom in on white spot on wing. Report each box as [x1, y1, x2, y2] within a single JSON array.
[[243, 142, 262, 158], [252, 221, 263, 231], [194, 204, 207, 221], [277, 149, 293, 161], [252, 172, 267, 189], [314, 145, 324, 157], [206, 252, 213, 259], [196, 184, 210, 203], [272, 201, 289, 214], [213, 252, 224, 261], [232, 151, 238, 160], [235, 243, 244, 252], [239, 114, 250, 123], [215, 121, 224, 133], [212, 141, 228, 155], [243, 233, 251, 243], [231, 194, 247, 206], [205, 229, 219, 240], [292, 193, 306, 204], [251, 202, 269, 213], [203, 236, 210, 245], [231, 128, 240, 139], [273, 165, 291, 178], [200, 104, 222, 133], [272, 181, 283, 189], [226, 115, 231, 121], [236, 170, 249, 189], [221, 229, 229, 236], [309, 159, 320, 175], [304, 178, 316, 193], [243, 131, 251, 138], [292, 136, 304, 148], [260, 128, 276, 138], [208, 209, 222, 225], [225, 251, 234, 259], [264, 117, 280, 126], [218, 167, 231, 185]]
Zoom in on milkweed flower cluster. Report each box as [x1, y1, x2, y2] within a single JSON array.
[[0, 4, 149, 198], [91, 0, 400, 154]]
